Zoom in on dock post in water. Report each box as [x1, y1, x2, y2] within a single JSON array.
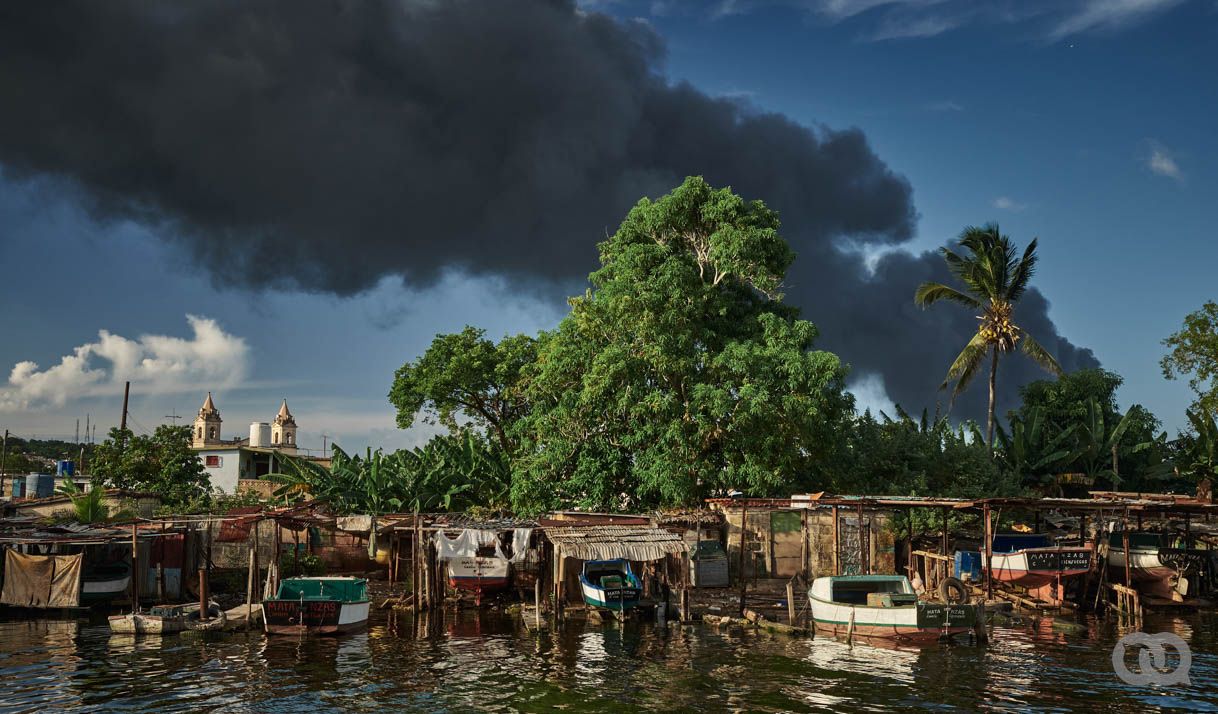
[[983, 502, 993, 601], [130, 523, 139, 613], [246, 538, 257, 631], [738, 502, 748, 616], [534, 578, 542, 629], [199, 567, 209, 621], [786, 580, 796, 625], [831, 506, 840, 575]]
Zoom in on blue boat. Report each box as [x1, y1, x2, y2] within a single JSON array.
[[579, 559, 642, 611]]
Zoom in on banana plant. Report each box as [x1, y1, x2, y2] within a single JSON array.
[[1071, 397, 1156, 489], [995, 406, 1076, 490], [1180, 408, 1218, 482]]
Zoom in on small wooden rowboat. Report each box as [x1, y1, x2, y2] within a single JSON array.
[[985, 534, 1092, 605], [264, 577, 370, 636], [808, 575, 978, 642], [107, 602, 223, 635], [579, 559, 642, 612]]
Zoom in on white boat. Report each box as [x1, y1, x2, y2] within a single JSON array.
[[82, 562, 132, 604], [1105, 532, 1208, 600], [808, 575, 979, 643], [447, 556, 510, 603]]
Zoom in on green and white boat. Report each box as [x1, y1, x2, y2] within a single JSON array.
[[263, 576, 370, 635], [808, 575, 979, 643], [579, 559, 642, 611]]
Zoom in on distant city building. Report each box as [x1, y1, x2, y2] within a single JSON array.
[[190, 393, 319, 493]]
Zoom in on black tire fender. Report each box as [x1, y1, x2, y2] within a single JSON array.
[[939, 576, 969, 604]]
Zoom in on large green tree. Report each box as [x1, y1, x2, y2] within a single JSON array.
[[1012, 369, 1166, 490], [90, 425, 210, 509], [914, 224, 1063, 446], [1162, 301, 1218, 417], [512, 176, 852, 513], [389, 327, 536, 455]]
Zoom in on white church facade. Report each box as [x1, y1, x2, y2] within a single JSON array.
[[190, 393, 308, 493]]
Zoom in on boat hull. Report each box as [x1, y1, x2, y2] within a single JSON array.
[[580, 581, 642, 611], [809, 596, 977, 642], [447, 557, 510, 593], [987, 548, 1092, 589], [82, 575, 132, 604], [263, 599, 370, 635]]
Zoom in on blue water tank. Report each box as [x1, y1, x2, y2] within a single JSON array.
[[31, 473, 55, 498], [11, 477, 26, 498], [955, 550, 983, 582], [57, 460, 75, 477]]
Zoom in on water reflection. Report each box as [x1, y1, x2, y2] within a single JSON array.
[[0, 609, 1216, 712]]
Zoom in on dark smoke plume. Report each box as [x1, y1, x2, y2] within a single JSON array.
[[0, 0, 1095, 421]]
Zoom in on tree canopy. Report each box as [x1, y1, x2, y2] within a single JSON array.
[[511, 176, 852, 513], [389, 327, 536, 455], [90, 425, 210, 509], [1162, 301, 1218, 417]]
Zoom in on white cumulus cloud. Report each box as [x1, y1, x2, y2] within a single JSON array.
[[992, 196, 1027, 211], [0, 315, 249, 411]]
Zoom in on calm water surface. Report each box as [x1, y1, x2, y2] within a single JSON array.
[[1, 608, 1215, 712]]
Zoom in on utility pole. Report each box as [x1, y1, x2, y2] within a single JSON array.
[[321, 434, 331, 455], [76, 419, 80, 445], [164, 409, 181, 425], [120, 381, 130, 432]]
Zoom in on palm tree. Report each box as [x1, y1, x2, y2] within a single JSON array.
[[915, 224, 1063, 447]]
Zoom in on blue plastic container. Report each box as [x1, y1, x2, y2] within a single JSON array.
[[56, 460, 75, 477], [11, 477, 26, 498], [31, 473, 55, 498], [954, 550, 983, 581]]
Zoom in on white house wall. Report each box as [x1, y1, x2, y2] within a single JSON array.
[[195, 449, 242, 493]]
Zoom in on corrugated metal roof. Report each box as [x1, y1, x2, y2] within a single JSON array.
[[544, 525, 688, 561]]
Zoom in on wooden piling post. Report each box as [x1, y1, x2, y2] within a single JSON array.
[[831, 505, 840, 576], [130, 523, 139, 613], [1122, 509, 1132, 587], [737, 503, 748, 616], [800, 507, 809, 579], [535, 578, 542, 629], [983, 502, 993, 601], [198, 566, 209, 621], [246, 539, 256, 631], [786, 580, 796, 625], [940, 507, 949, 557]]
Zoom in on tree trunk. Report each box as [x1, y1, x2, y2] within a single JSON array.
[[987, 347, 999, 449]]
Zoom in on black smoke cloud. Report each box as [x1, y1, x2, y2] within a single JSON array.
[[0, 0, 1095, 420]]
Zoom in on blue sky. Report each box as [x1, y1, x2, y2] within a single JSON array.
[[0, 0, 1214, 450]]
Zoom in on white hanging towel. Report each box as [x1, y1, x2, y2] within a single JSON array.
[[509, 528, 534, 563], [433, 529, 507, 561]]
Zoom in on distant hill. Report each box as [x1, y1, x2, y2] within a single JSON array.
[[2, 437, 95, 474]]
